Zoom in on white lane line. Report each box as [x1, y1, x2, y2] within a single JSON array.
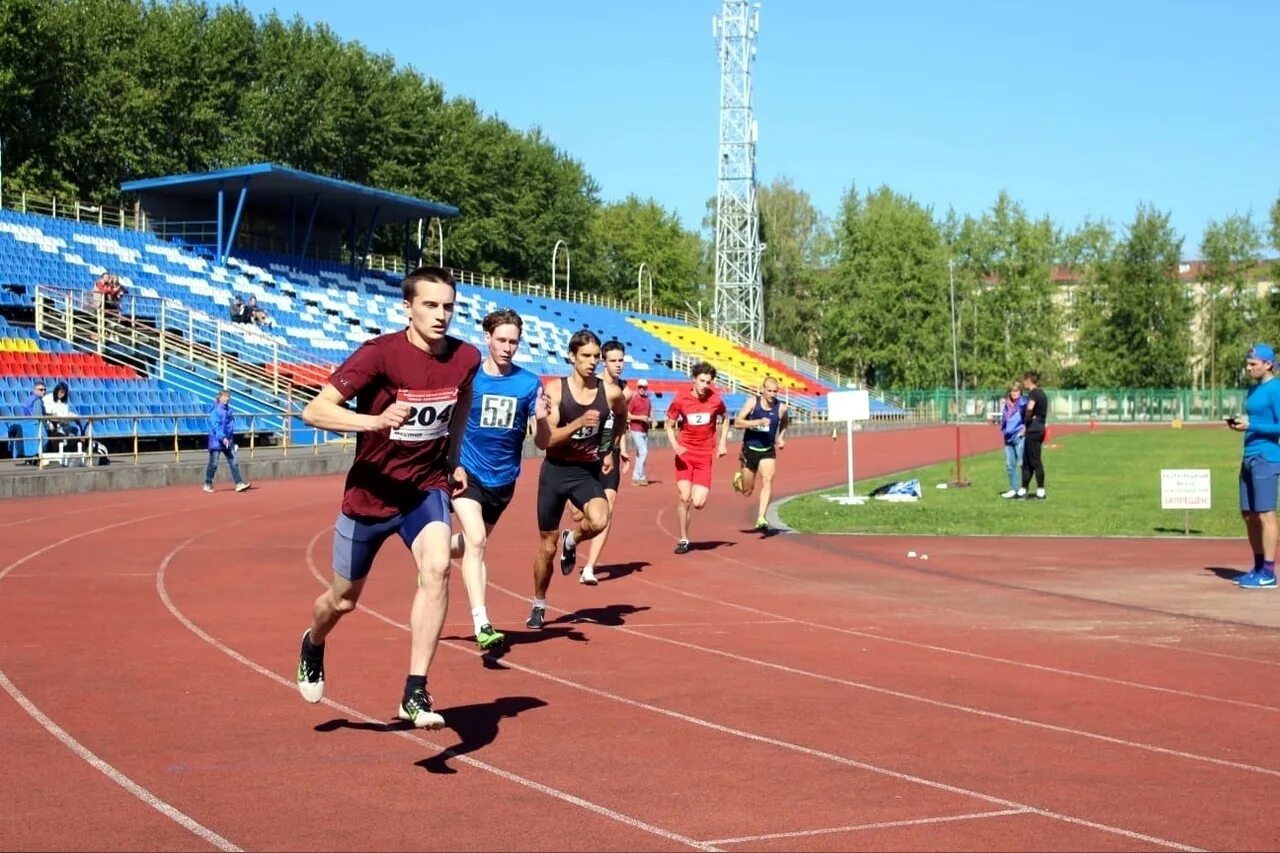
[[0, 671, 241, 852], [0, 513, 171, 582], [297, 535, 1201, 853], [645, 510, 1280, 714], [159, 529, 717, 853], [705, 808, 1032, 845]]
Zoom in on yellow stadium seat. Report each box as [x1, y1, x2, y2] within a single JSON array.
[[629, 318, 816, 394]]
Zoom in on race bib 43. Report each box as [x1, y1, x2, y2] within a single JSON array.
[[390, 389, 457, 442]]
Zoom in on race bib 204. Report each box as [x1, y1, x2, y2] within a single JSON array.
[[390, 389, 457, 442]]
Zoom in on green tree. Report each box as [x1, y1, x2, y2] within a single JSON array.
[[822, 185, 950, 388], [1199, 213, 1263, 390], [1103, 205, 1190, 387], [589, 195, 703, 312], [1060, 219, 1118, 388], [757, 177, 832, 356]]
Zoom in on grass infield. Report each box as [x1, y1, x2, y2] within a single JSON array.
[[778, 426, 1249, 538]]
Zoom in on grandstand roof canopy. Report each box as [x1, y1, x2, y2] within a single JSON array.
[[121, 163, 459, 222]]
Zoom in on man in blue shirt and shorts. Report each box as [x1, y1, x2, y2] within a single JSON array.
[[450, 308, 550, 648], [1228, 343, 1280, 590]]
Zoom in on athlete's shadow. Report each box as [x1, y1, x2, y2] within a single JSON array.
[[1204, 565, 1249, 584], [597, 560, 649, 581], [551, 602, 650, 627], [417, 695, 548, 774], [688, 539, 734, 552], [314, 718, 413, 733], [738, 527, 783, 539]]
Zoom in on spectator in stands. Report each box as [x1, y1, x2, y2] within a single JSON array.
[[204, 389, 251, 493], [230, 296, 246, 323], [22, 382, 46, 417], [42, 382, 81, 438], [92, 273, 125, 314], [248, 296, 271, 327]]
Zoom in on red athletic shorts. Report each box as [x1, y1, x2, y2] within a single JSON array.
[[674, 452, 714, 488]]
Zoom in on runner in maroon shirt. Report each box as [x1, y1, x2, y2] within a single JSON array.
[[525, 330, 626, 629], [294, 266, 480, 730], [664, 361, 729, 554]]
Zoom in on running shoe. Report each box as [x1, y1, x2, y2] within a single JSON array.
[[731, 471, 744, 494], [754, 517, 769, 531], [398, 687, 445, 729], [1239, 571, 1277, 590], [203, 484, 215, 493], [235, 482, 251, 492], [580, 566, 598, 586], [476, 623, 505, 651], [674, 539, 690, 555], [296, 629, 325, 703], [1234, 569, 1260, 586], [526, 606, 546, 629], [559, 529, 577, 575]]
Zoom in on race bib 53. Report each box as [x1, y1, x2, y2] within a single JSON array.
[[390, 389, 457, 442]]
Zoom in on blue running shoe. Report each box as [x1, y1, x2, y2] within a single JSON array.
[[1239, 571, 1276, 590], [1234, 570, 1260, 586]]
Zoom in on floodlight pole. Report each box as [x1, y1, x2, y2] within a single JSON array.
[[948, 258, 969, 487]]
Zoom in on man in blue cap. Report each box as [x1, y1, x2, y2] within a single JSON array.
[[1227, 343, 1280, 589]]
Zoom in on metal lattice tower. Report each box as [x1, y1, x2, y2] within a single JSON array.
[[712, 0, 764, 343]]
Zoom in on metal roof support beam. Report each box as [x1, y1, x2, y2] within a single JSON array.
[[215, 183, 225, 262], [298, 193, 320, 262], [361, 205, 381, 273], [222, 177, 251, 264]]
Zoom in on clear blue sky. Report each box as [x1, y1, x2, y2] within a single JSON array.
[[231, 0, 1277, 256]]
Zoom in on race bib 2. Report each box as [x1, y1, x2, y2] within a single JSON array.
[[687, 412, 712, 426], [390, 389, 457, 442]]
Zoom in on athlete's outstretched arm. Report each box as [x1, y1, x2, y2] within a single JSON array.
[[302, 385, 407, 434]]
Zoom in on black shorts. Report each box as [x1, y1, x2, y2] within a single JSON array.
[[739, 444, 776, 472], [456, 474, 517, 526], [598, 450, 621, 492], [537, 458, 605, 531]]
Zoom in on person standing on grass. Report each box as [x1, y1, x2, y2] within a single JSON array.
[[576, 339, 632, 586], [203, 389, 250, 493], [525, 330, 627, 629], [294, 266, 479, 730], [628, 377, 653, 485], [448, 308, 550, 651], [998, 381, 1027, 499], [665, 361, 729, 554], [1228, 344, 1280, 590], [730, 377, 789, 530], [1018, 371, 1048, 500]]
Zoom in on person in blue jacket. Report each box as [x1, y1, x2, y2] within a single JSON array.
[[205, 389, 250, 493], [1229, 344, 1280, 589], [998, 381, 1027, 498]]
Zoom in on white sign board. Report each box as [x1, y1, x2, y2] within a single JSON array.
[[1161, 469, 1211, 510], [827, 390, 870, 423]]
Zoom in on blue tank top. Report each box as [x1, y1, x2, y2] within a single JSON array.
[[459, 363, 542, 487], [742, 396, 781, 450]]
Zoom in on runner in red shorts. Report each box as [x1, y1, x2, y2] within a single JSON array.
[[664, 361, 728, 554], [294, 266, 480, 731]]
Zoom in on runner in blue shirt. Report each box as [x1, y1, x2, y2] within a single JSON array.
[[1228, 343, 1280, 590], [448, 308, 549, 647]]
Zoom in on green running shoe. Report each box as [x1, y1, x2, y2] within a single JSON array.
[[476, 623, 505, 651]]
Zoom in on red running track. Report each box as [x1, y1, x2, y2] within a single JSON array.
[[1, 424, 1278, 851]]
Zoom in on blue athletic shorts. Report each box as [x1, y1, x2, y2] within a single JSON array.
[[332, 489, 451, 581], [1239, 455, 1280, 513]]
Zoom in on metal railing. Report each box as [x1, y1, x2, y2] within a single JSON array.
[[0, 411, 355, 468], [898, 387, 1251, 423], [33, 286, 324, 424]]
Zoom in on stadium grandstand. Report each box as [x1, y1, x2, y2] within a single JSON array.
[[0, 165, 902, 465]]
